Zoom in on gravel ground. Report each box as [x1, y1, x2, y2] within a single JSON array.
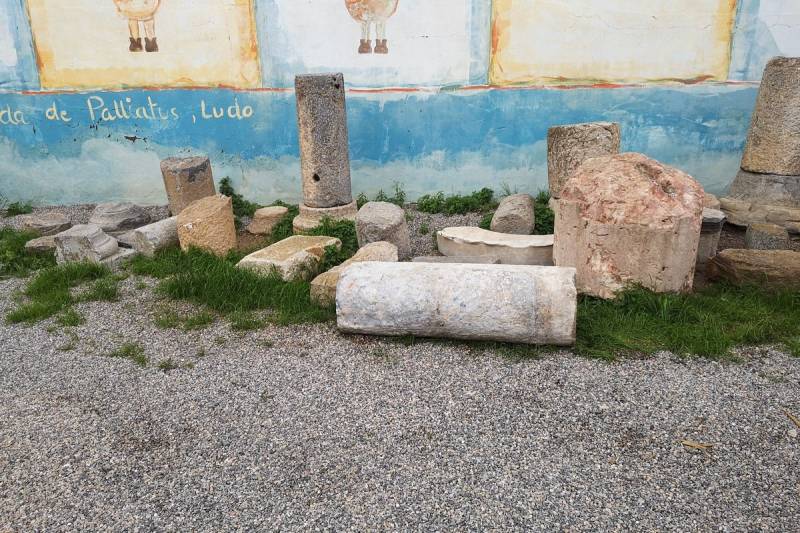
[[1, 276, 800, 531], [0, 204, 170, 231]]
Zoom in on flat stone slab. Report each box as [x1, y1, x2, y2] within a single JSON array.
[[17, 212, 71, 236], [412, 255, 501, 264], [745, 223, 790, 250], [89, 202, 150, 234], [336, 262, 577, 345], [437, 227, 553, 265], [24, 235, 57, 253], [310, 241, 398, 306], [101, 248, 138, 269], [720, 197, 800, 234], [247, 206, 289, 235], [293, 201, 358, 233], [237, 235, 341, 282], [707, 249, 800, 288]]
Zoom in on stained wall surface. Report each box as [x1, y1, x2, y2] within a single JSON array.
[[0, 0, 797, 204]]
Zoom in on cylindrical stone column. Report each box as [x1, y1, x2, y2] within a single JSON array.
[[547, 122, 620, 198], [741, 57, 800, 176], [336, 262, 577, 345], [295, 73, 353, 208], [160, 156, 216, 216]]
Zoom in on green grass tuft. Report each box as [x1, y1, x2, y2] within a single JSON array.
[[108, 342, 148, 367], [182, 310, 216, 330], [417, 187, 496, 215], [533, 190, 555, 235], [219, 176, 261, 222], [56, 308, 85, 327], [229, 311, 266, 331], [0, 228, 57, 278], [301, 217, 358, 270], [4, 201, 33, 217], [269, 202, 300, 243], [478, 212, 493, 230]]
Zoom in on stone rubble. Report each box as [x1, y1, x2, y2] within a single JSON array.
[[696, 208, 726, 268], [17, 212, 72, 236], [237, 235, 342, 282], [88, 202, 150, 234], [745, 222, 790, 250], [132, 216, 179, 257], [707, 249, 800, 288], [54, 224, 119, 264], [412, 255, 501, 264], [437, 227, 553, 265], [547, 122, 621, 199], [246, 206, 289, 235]]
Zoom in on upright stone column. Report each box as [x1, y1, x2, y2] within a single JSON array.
[[547, 122, 620, 199], [722, 57, 800, 233], [160, 156, 217, 216], [292, 73, 358, 233]]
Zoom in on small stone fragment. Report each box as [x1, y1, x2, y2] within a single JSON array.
[[696, 208, 726, 268], [132, 217, 179, 257], [237, 235, 342, 282], [89, 202, 150, 234], [437, 227, 553, 265], [547, 122, 621, 198], [310, 241, 398, 306], [177, 194, 237, 257], [54, 224, 119, 264], [247, 206, 289, 235], [707, 249, 800, 288], [745, 223, 790, 250], [160, 156, 217, 215], [17, 212, 71, 236], [355, 202, 411, 260], [412, 255, 501, 264], [490, 194, 535, 235], [24, 235, 57, 253]]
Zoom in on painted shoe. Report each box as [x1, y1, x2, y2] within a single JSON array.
[[374, 39, 388, 54], [358, 39, 372, 54], [145, 37, 159, 52], [129, 37, 143, 52]]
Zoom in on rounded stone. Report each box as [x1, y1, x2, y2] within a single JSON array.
[[741, 57, 800, 175], [547, 122, 621, 198], [247, 206, 289, 235], [745, 223, 790, 250], [89, 202, 150, 233], [490, 193, 535, 235], [355, 202, 411, 260], [17, 212, 71, 236]]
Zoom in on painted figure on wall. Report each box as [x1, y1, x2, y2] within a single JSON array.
[[114, 0, 161, 52], [345, 0, 399, 54]]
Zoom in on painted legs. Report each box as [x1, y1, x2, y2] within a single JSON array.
[[357, 20, 388, 54], [127, 18, 158, 52]]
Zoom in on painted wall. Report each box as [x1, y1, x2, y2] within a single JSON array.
[[0, 0, 798, 205]]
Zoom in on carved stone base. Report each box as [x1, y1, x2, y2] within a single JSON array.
[[292, 200, 358, 233]]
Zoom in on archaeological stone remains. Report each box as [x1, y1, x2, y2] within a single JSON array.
[[696, 208, 726, 269], [437, 227, 553, 265], [745, 222, 790, 250], [721, 57, 800, 233], [176, 194, 237, 257], [160, 156, 217, 216], [490, 193, 535, 235], [336, 262, 578, 345], [554, 153, 704, 299], [547, 122, 621, 199], [355, 201, 411, 260], [310, 241, 398, 306], [237, 235, 342, 282], [292, 73, 358, 232]]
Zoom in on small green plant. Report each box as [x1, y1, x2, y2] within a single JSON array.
[[0, 228, 56, 278], [357, 182, 407, 207], [269, 202, 300, 243], [56, 330, 79, 352], [157, 358, 181, 372], [229, 310, 266, 331], [417, 188, 496, 215], [500, 182, 518, 197], [418, 221, 430, 235], [302, 217, 359, 270], [77, 277, 119, 302], [478, 212, 493, 230], [4, 201, 33, 217], [154, 307, 181, 329], [356, 192, 369, 209], [533, 190, 555, 235], [219, 177, 261, 220], [108, 342, 148, 367], [183, 310, 216, 330], [56, 308, 85, 327]]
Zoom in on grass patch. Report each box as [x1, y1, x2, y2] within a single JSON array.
[[108, 342, 148, 367], [269, 202, 300, 243], [6, 262, 115, 324], [533, 190, 555, 235], [229, 310, 266, 331], [478, 212, 493, 230], [301, 217, 359, 271], [153, 305, 215, 331], [575, 284, 800, 360], [219, 176, 261, 226], [183, 310, 216, 330], [0, 228, 57, 277], [77, 277, 119, 302], [417, 187, 496, 215], [357, 182, 406, 208], [56, 308, 85, 327], [4, 201, 33, 217]]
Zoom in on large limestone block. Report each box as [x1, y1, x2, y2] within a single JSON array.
[[132, 217, 179, 257], [696, 208, 726, 268], [741, 57, 800, 175], [247, 206, 288, 235], [310, 241, 398, 306], [727, 170, 800, 208], [89, 202, 150, 234], [490, 193, 535, 235], [295, 74, 353, 208], [355, 202, 411, 260], [437, 227, 553, 266], [292, 201, 358, 233], [237, 235, 342, 282], [336, 262, 577, 345], [745, 223, 790, 250], [554, 153, 704, 298], [160, 156, 217, 215], [18, 212, 71, 236], [707, 249, 800, 288], [54, 224, 119, 264], [720, 197, 800, 233], [177, 194, 236, 257], [547, 122, 621, 198]]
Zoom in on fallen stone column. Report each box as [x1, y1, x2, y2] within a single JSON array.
[[336, 262, 577, 345], [160, 156, 217, 216], [132, 216, 178, 257]]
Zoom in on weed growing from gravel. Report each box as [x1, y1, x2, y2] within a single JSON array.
[[77, 277, 119, 302], [358, 182, 407, 208], [108, 342, 148, 367], [183, 310, 216, 330], [157, 358, 193, 372], [478, 212, 493, 230], [576, 284, 800, 360], [6, 262, 115, 324], [56, 308, 85, 327], [153, 305, 216, 331], [229, 311, 266, 331], [417, 188, 496, 215], [0, 228, 57, 277], [418, 221, 430, 235], [4, 201, 33, 217]]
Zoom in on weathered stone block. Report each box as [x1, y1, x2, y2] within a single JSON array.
[[707, 249, 800, 288], [741, 57, 800, 175], [554, 153, 704, 298], [547, 122, 621, 198], [696, 208, 726, 268], [336, 262, 577, 345], [412, 255, 501, 264], [295, 73, 353, 208], [310, 241, 398, 306], [355, 202, 411, 260], [160, 156, 217, 215], [727, 170, 800, 208], [177, 194, 237, 257], [719, 197, 800, 233], [703, 193, 721, 210], [490, 193, 535, 235], [17, 212, 71, 236], [437, 227, 553, 265], [89, 202, 150, 234], [237, 235, 342, 282], [132, 217, 179, 257], [247, 206, 289, 235], [24, 235, 57, 253], [292, 201, 358, 234], [54, 224, 118, 264], [745, 223, 790, 250]]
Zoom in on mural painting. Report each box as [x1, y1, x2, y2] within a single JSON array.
[[114, 0, 162, 53], [345, 0, 400, 54]]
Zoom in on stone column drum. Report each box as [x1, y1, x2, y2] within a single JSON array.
[[336, 262, 578, 345], [547, 122, 621, 199], [160, 156, 217, 216]]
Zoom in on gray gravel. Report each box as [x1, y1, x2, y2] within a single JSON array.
[[1, 274, 799, 531], [405, 206, 483, 258], [0, 204, 170, 231]]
